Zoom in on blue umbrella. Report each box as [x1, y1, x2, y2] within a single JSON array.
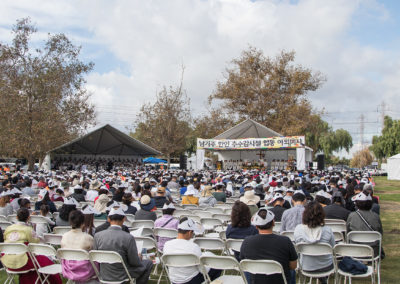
[[143, 157, 167, 164]]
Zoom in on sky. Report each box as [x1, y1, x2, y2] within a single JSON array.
[[1, 0, 400, 157]]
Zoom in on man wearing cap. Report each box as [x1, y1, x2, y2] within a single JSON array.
[[163, 217, 221, 284], [94, 207, 153, 284], [280, 190, 306, 233], [268, 193, 287, 222], [240, 209, 297, 284]]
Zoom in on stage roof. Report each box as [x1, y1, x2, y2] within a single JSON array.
[[50, 124, 161, 156], [214, 119, 282, 139]]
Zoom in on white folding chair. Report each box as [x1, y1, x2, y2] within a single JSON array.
[[347, 231, 382, 283], [7, 214, 18, 223], [325, 219, 346, 225], [173, 209, 189, 218], [154, 228, 178, 239], [207, 207, 225, 214], [179, 214, 201, 223], [0, 215, 9, 222], [212, 213, 231, 224], [93, 219, 106, 227], [0, 221, 12, 231], [224, 208, 232, 215], [43, 233, 63, 246], [326, 222, 347, 234], [273, 222, 282, 233], [161, 253, 204, 284], [334, 244, 375, 284], [28, 243, 62, 284], [181, 204, 198, 210], [200, 255, 246, 283], [0, 243, 36, 284], [53, 226, 72, 235], [281, 231, 295, 242], [200, 218, 223, 231], [225, 239, 243, 256], [89, 250, 136, 284], [240, 259, 288, 284], [130, 220, 155, 237], [295, 243, 336, 283], [134, 236, 160, 275], [57, 248, 97, 284], [125, 214, 136, 223], [52, 212, 60, 220], [219, 231, 226, 240], [333, 231, 344, 243], [30, 215, 51, 232], [193, 211, 213, 219], [193, 237, 225, 252]]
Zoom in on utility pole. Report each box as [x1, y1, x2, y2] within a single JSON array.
[[380, 101, 386, 130], [359, 114, 365, 148]]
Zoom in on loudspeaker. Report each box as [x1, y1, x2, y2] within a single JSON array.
[[317, 154, 325, 170], [179, 155, 187, 170]]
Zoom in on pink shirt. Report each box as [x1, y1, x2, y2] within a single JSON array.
[[154, 215, 179, 252]]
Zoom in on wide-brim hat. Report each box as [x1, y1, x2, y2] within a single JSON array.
[[240, 191, 260, 206]]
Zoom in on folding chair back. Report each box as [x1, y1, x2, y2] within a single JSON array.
[[7, 214, 18, 223], [173, 209, 189, 218], [326, 222, 346, 233], [28, 243, 57, 258], [179, 214, 201, 223], [89, 250, 135, 284], [57, 248, 90, 261], [125, 214, 135, 223], [161, 253, 200, 267], [194, 211, 213, 218], [0, 243, 36, 283], [193, 237, 225, 251], [296, 243, 333, 256], [200, 218, 223, 230], [325, 219, 346, 224], [347, 231, 382, 246], [334, 243, 374, 259], [93, 219, 106, 227], [43, 233, 63, 246], [334, 231, 344, 242], [182, 204, 198, 210], [130, 220, 154, 229], [219, 231, 226, 240], [211, 213, 231, 223], [0, 215, 8, 222], [240, 259, 287, 284], [0, 221, 12, 231], [53, 226, 72, 235], [226, 239, 243, 253], [154, 228, 178, 239], [281, 231, 294, 241], [200, 255, 246, 283], [207, 207, 224, 214], [134, 236, 157, 251], [30, 215, 50, 224], [273, 222, 281, 233]]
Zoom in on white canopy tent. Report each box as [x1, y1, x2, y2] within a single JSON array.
[[387, 153, 400, 180]]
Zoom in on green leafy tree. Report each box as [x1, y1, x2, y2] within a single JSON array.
[[0, 18, 95, 169], [371, 116, 400, 160]]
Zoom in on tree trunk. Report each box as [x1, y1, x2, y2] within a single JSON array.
[[28, 154, 35, 171], [167, 154, 171, 170]]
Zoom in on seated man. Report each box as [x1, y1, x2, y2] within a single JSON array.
[[280, 190, 306, 233], [268, 193, 287, 222], [163, 217, 221, 284], [93, 207, 153, 284], [240, 209, 298, 284]]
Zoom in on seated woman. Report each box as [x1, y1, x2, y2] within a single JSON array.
[[122, 193, 137, 215], [82, 205, 97, 236], [93, 194, 110, 220], [199, 186, 217, 207], [0, 192, 14, 216], [154, 202, 179, 252], [181, 187, 199, 206], [135, 195, 157, 221], [226, 201, 258, 260], [2, 208, 62, 284], [56, 198, 78, 226], [294, 201, 335, 284], [61, 210, 98, 283]]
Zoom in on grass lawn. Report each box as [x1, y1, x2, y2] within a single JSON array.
[[0, 176, 399, 283]]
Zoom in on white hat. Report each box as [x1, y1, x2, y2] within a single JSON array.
[[352, 192, 372, 201], [268, 193, 284, 205], [316, 190, 332, 200], [240, 191, 261, 206], [162, 203, 176, 210], [286, 187, 295, 193], [38, 189, 48, 201], [184, 185, 196, 196], [293, 190, 305, 196], [82, 205, 100, 215], [64, 197, 79, 206], [74, 184, 82, 190], [108, 206, 126, 216], [251, 209, 275, 226], [106, 201, 121, 211], [178, 218, 204, 235]]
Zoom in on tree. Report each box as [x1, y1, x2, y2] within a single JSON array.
[[370, 116, 400, 160], [350, 148, 374, 169], [132, 71, 191, 167], [208, 47, 325, 135], [0, 18, 95, 169], [303, 114, 353, 157]]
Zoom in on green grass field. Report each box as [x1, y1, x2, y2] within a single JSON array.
[[1, 176, 399, 283]]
